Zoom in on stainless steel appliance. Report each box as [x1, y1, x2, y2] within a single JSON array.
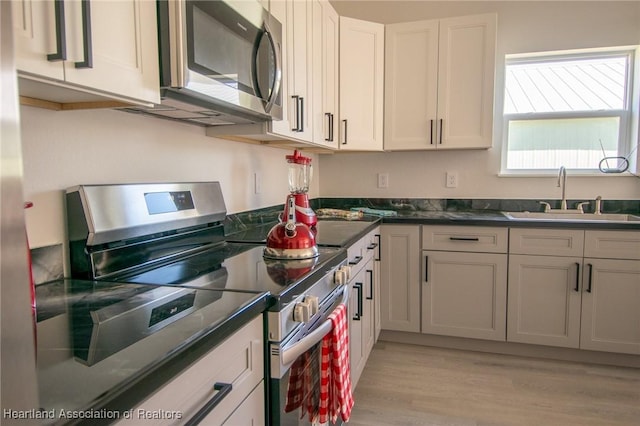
[[126, 0, 283, 126], [1, 2, 40, 422], [66, 182, 350, 424]]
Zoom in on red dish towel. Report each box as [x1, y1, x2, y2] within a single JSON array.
[[319, 304, 354, 424], [284, 348, 320, 420]]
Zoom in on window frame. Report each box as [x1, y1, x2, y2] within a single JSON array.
[[500, 47, 638, 176]]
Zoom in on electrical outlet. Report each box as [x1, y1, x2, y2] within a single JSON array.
[[446, 171, 458, 188], [254, 172, 262, 194], [377, 173, 389, 188]]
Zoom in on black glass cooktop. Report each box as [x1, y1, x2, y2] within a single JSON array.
[[117, 243, 346, 308]]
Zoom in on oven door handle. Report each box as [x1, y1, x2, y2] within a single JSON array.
[[281, 285, 349, 366]]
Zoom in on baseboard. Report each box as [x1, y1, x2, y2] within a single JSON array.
[[378, 330, 640, 369]]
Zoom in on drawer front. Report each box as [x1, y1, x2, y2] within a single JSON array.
[[117, 316, 263, 426], [584, 230, 640, 260], [348, 227, 380, 274], [509, 228, 584, 257], [422, 226, 508, 253]]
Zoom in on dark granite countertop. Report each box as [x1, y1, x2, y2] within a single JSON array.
[[381, 210, 640, 230], [35, 279, 269, 425]]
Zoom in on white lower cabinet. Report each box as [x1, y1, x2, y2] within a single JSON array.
[[422, 250, 507, 341], [379, 225, 421, 332], [507, 254, 583, 348], [580, 258, 640, 355], [117, 316, 264, 426], [508, 228, 640, 355], [347, 227, 379, 388], [421, 226, 508, 341], [220, 382, 265, 426]]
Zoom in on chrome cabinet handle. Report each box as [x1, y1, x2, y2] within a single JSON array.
[[74, 0, 93, 68], [184, 382, 233, 426], [47, 0, 67, 61]]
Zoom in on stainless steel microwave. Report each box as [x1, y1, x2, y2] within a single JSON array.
[[155, 0, 283, 124]]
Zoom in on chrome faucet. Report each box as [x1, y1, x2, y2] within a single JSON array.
[[557, 166, 567, 210]]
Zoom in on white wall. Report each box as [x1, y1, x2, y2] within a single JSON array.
[[21, 106, 319, 249], [321, 1, 640, 200]]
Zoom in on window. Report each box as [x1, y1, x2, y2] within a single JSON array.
[[502, 48, 636, 173]]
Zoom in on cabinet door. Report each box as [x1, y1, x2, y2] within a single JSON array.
[[117, 316, 263, 426], [379, 225, 421, 332], [384, 19, 439, 150], [221, 382, 265, 426], [64, 0, 160, 104], [363, 258, 376, 357], [349, 267, 366, 388], [581, 258, 640, 355], [268, 0, 293, 137], [436, 14, 496, 149], [422, 250, 507, 341], [13, 0, 64, 80], [281, 0, 313, 142], [311, 0, 339, 149], [339, 16, 384, 151], [507, 255, 583, 348]]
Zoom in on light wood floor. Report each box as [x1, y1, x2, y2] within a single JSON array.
[[349, 342, 640, 426]]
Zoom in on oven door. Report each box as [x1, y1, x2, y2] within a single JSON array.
[[161, 0, 282, 119], [269, 285, 348, 425]]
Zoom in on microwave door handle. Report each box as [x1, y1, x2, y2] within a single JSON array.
[[280, 286, 349, 366], [261, 21, 282, 113]]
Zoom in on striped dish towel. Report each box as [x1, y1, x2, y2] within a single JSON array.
[[284, 347, 320, 420], [319, 304, 354, 424]]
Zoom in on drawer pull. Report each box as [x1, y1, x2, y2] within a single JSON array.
[[366, 269, 373, 300], [574, 262, 580, 292], [353, 283, 363, 320], [449, 236, 480, 242], [184, 382, 233, 426], [349, 256, 363, 266], [367, 243, 378, 250]]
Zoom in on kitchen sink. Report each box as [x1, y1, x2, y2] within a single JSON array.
[[502, 212, 640, 222]]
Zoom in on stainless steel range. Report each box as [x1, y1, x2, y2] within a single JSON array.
[[66, 182, 349, 424]]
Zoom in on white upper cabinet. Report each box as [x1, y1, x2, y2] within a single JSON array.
[[339, 17, 384, 151], [270, 0, 314, 143], [13, 0, 160, 106], [311, 0, 339, 149], [385, 14, 497, 150]]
